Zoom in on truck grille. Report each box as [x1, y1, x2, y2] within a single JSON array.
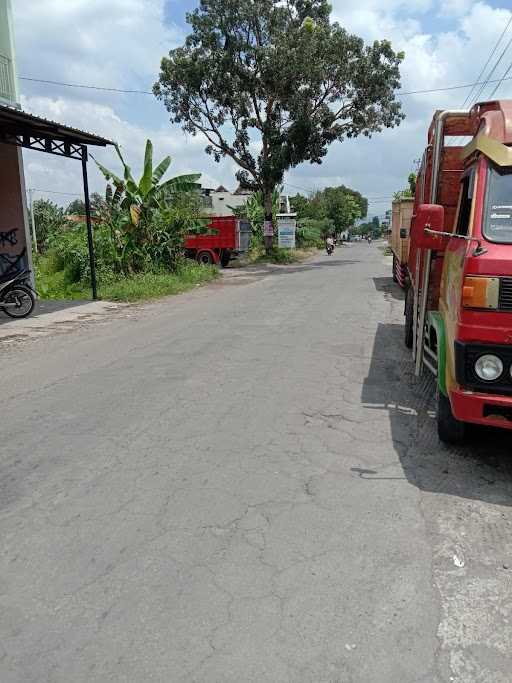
[[499, 278, 512, 311]]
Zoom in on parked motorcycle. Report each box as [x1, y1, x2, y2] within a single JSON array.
[[0, 267, 36, 318]]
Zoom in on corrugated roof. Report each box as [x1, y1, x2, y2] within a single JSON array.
[[0, 103, 113, 147]]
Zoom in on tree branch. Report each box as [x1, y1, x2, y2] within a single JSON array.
[[310, 82, 335, 117], [188, 96, 259, 183]]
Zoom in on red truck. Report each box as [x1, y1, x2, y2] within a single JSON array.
[[184, 216, 251, 267], [404, 101, 512, 443]]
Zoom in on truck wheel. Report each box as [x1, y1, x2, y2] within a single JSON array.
[[197, 251, 214, 266], [220, 250, 231, 268], [392, 255, 398, 283], [404, 287, 414, 349], [437, 389, 466, 445]]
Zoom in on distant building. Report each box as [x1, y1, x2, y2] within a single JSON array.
[[201, 183, 252, 216], [201, 183, 290, 217]]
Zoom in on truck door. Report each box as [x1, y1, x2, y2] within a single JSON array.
[[237, 219, 251, 253], [441, 168, 475, 383]]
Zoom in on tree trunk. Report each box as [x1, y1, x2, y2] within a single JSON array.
[[263, 189, 273, 254]]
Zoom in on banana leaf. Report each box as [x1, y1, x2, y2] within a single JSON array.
[[152, 156, 171, 186], [139, 140, 154, 198]]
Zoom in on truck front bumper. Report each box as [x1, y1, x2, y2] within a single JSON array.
[[451, 388, 512, 430]]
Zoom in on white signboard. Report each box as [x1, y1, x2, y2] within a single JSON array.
[[277, 217, 296, 249]]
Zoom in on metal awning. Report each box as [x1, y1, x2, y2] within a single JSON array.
[[0, 103, 113, 160], [0, 103, 116, 299]]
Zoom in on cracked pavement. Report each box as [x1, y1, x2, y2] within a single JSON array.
[[2, 244, 512, 682]]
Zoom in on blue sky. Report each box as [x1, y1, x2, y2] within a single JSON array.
[[12, 0, 512, 218]]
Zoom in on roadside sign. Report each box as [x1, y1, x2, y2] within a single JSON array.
[[277, 215, 296, 249]]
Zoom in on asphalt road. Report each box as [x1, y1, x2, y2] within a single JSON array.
[[2, 244, 512, 683]]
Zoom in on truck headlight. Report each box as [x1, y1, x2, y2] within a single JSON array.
[[474, 354, 503, 381]]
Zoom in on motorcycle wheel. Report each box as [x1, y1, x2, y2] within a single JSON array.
[[1, 285, 35, 318]]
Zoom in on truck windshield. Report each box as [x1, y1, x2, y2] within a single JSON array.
[[483, 164, 512, 243]]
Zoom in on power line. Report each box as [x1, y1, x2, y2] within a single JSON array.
[[489, 58, 512, 99], [470, 33, 512, 105], [283, 181, 316, 193], [19, 76, 153, 95], [18, 73, 512, 99], [29, 188, 82, 196], [460, 15, 512, 107], [283, 182, 391, 199], [400, 74, 512, 96]]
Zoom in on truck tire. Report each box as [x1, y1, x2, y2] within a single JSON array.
[[220, 250, 231, 268], [197, 251, 214, 266], [437, 389, 466, 445], [392, 255, 398, 283], [404, 286, 414, 349]]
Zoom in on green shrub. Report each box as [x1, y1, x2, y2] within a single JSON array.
[[296, 217, 334, 247], [46, 223, 116, 283], [268, 247, 297, 264]]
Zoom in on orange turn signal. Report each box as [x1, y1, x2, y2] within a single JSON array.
[[462, 276, 499, 309]]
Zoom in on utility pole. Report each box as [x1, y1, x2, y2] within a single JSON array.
[[28, 188, 38, 253]]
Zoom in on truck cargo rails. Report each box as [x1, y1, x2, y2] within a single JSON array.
[[389, 197, 414, 288]]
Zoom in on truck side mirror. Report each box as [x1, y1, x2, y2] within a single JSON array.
[[413, 204, 448, 251]]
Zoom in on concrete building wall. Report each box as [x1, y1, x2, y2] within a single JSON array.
[[0, 144, 31, 276], [0, 0, 31, 279], [202, 191, 249, 216]]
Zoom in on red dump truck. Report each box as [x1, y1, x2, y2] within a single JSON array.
[[184, 216, 251, 267], [389, 197, 414, 287], [403, 101, 512, 443]]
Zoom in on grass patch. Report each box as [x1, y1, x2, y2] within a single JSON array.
[[100, 266, 218, 302], [34, 256, 219, 302]]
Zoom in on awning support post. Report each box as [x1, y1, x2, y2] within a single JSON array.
[[81, 145, 98, 300]]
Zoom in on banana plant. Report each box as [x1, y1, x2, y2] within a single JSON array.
[[245, 188, 281, 238], [94, 139, 201, 228]]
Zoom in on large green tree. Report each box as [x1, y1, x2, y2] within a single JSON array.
[[291, 186, 365, 232], [154, 0, 404, 249], [65, 193, 104, 217], [322, 187, 361, 232]]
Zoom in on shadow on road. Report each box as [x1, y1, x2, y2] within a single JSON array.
[[276, 259, 360, 274], [372, 277, 405, 301], [221, 258, 361, 284], [361, 322, 512, 505], [0, 299, 91, 325]]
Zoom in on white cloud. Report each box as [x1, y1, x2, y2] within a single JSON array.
[[20, 95, 229, 200], [11, 0, 512, 215], [14, 0, 183, 91], [286, 0, 512, 213], [438, 0, 474, 18]]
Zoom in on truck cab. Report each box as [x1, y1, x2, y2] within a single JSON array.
[[404, 101, 512, 443], [184, 216, 251, 267]]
